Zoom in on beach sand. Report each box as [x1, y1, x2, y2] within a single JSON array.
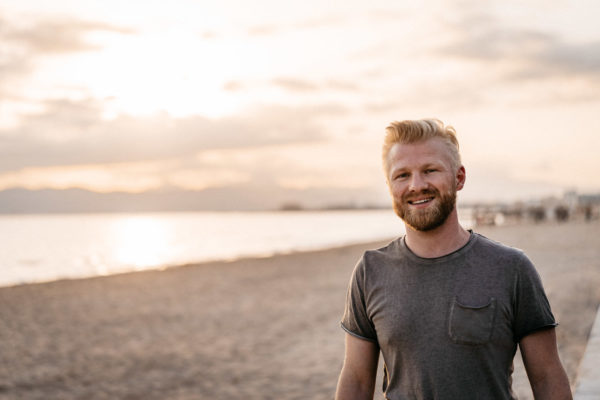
[[0, 220, 598, 399]]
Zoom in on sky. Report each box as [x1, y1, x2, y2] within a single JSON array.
[[1, 0, 599, 207]]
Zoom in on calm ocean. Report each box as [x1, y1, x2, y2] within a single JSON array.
[[0, 209, 474, 287]]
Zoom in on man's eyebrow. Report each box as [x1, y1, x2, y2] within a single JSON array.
[[390, 166, 408, 174], [422, 162, 444, 168]]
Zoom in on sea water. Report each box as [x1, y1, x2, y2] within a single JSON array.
[[0, 209, 473, 287]]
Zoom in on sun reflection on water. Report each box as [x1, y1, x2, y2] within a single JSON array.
[[110, 216, 172, 270]]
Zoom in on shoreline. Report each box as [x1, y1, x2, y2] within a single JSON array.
[[0, 208, 407, 289], [0, 220, 598, 399], [0, 237, 396, 290]]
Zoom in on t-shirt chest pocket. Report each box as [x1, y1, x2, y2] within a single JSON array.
[[448, 297, 497, 345]]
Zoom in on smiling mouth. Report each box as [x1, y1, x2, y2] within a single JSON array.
[[408, 197, 434, 205]]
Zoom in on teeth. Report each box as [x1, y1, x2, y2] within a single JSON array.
[[412, 199, 430, 204]]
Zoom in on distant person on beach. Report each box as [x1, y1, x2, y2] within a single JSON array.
[[335, 119, 572, 399]]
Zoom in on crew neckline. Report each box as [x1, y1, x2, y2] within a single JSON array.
[[399, 230, 477, 264]]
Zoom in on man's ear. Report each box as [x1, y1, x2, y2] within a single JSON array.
[[456, 165, 466, 191]]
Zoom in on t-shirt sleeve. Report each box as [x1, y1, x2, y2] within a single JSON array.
[[513, 253, 557, 341], [341, 256, 378, 342]]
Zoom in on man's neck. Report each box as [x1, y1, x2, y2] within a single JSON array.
[[403, 210, 470, 258]]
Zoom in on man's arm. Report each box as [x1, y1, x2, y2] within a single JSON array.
[[335, 333, 380, 400], [520, 328, 572, 400]]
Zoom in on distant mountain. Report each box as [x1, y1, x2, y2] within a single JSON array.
[[0, 186, 389, 214]]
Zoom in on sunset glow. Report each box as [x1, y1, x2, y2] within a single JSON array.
[[1, 0, 599, 205], [111, 216, 172, 269]]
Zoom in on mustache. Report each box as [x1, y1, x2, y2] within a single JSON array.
[[403, 188, 439, 202]]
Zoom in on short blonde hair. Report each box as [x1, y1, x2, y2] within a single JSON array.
[[382, 119, 461, 176]]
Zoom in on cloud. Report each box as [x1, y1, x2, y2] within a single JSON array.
[[2, 18, 134, 54], [163, 139, 387, 194], [272, 77, 360, 92], [0, 14, 134, 98], [223, 81, 245, 91], [353, 8, 600, 114], [326, 80, 360, 91], [442, 28, 554, 61], [224, 78, 359, 94], [271, 78, 319, 92], [439, 13, 600, 82], [0, 98, 345, 172], [534, 41, 600, 77], [246, 15, 343, 37], [362, 80, 487, 114], [247, 24, 280, 36]]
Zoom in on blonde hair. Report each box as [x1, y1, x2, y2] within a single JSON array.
[[382, 118, 461, 175]]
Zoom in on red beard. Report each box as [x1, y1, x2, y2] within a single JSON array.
[[393, 186, 457, 232]]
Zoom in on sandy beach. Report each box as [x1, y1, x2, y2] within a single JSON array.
[[1, 220, 599, 399]]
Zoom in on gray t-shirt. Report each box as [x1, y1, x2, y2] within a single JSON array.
[[341, 232, 556, 400]]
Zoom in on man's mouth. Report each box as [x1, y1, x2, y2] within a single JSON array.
[[407, 197, 434, 205]]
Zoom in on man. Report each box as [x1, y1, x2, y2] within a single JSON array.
[[335, 119, 571, 399]]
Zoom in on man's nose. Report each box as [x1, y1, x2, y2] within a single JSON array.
[[408, 173, 427, 191]]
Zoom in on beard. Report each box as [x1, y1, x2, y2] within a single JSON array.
[[393, 186, 457, 232]]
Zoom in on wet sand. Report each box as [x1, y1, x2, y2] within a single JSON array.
[[0, 220, 598, 399]]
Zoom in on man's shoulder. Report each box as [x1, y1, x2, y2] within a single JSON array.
[[472, 231, 522, 251], [364, 237, 402, 257], [355, 237, 403, 268], [471, 231, 531, 264]]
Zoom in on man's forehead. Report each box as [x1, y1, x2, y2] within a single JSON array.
[[388, 138, 452, 164]]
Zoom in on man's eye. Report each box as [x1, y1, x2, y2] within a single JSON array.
[[395, 173, 408, 180], [425, 169, 436, 174]]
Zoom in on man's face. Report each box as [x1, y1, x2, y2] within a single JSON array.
[[386, 138, 465, 232]]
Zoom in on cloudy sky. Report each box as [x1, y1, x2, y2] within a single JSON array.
[[1, 0, 599, 206]]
